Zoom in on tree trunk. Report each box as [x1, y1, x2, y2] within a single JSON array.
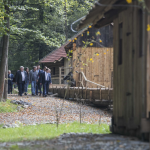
[[39, 2, 44, 60], [3, 61, 8, 100], [0, 5, 9, 102], [64, 0, 68, 41]]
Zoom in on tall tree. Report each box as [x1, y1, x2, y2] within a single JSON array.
[[0, 3, 9, 101]]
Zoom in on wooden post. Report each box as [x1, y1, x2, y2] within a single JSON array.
[[108, 86, 110, 101], [73, 87, 75, 100], [59, 67, 61, 85], [100, 87, 102, 101], [85, 86, 87, 100], [82, 86, 83, 99]]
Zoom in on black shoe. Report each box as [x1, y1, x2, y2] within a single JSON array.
[[24, 93, 27, 95]]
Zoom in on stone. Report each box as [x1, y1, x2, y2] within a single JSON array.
[[12, 123, 19, 128], [17, 106, 21, 111], [23, 105, 29, 109]]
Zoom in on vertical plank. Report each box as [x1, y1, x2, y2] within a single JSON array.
[[146, 13, 150, 118]]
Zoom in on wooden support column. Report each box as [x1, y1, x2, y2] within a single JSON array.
[[59, 67, 61, 85]]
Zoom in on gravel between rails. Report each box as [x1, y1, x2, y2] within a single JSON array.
[[0, 95, 111, 125]]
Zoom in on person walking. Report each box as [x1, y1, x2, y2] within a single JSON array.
[[47, 68, 52, 95], [24, 67, 29, 95], [40, 68, 52, 97], [8, 70, 14, 94], [36, 65, 42, 96], [16, 66, 26, 96], [29, 66, 38, 96]]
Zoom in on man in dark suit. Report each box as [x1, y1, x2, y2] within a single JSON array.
[[40, 68, 52, 97], [8, 70, 14, 94], [36, 65, 42, 96], [16, 66, 27, 96]]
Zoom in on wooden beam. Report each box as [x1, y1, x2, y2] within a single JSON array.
[[59, 67, 61, 85], [78, 0, 119, 30], [94, 8, 126, 28]]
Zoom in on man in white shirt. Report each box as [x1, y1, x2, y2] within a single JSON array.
[[40, 68, 52, 97]]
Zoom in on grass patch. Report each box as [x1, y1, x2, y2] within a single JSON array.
[[0, 100, 18, 113], [0, 122, 110, 142]]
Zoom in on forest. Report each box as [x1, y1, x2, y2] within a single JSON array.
[[0, 0, 96, 73]]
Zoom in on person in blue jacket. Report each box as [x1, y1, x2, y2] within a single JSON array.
[[40, 68, 52, 97], [8, 70, 14, 94], [47, 68, 52, 95]]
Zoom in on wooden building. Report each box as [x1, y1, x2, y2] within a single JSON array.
[[39, 45, 67, 84], [40, 25, 113, 87], [78, 0, 150, 139], [65, 25, 113, 88]]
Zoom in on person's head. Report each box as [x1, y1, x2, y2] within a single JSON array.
[[8, 70, 11, 74], [33, 66, 37, 71], [43, 66, 47, 71], [25, 67, 29, 72], [20, 66, 24, 72], [46, 68, 49, 73], [37, 65, 40, 70], [48, 68, 51, 73]]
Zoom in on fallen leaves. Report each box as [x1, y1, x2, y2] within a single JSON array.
[[0, 95, 111, 125]]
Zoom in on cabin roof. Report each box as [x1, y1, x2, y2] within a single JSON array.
[[39, 45, 67, 63], [78, 0, 128, 30], [39, 28, 87, 63]]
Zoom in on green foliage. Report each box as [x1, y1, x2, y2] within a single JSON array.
[[0, 0, 96, 73], [0, 122, 110, 142]]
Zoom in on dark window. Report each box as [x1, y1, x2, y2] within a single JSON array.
[[52, 67, 55, 75], [118, 23, 123, 65]]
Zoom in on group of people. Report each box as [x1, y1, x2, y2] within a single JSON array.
[[8, 65, 52, 97]]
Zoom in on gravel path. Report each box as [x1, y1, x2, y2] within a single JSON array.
[[0, 133, 149, 150], [0, 95, 149, 149], [0, 95, 111, 125]]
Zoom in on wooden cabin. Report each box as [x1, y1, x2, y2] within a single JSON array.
[[39, 46, 68, 84], [65, 26, 113, 88], [78, 0, 150, 139]]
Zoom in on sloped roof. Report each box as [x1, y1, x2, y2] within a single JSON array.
[[39, 46, 67, 63], [39, 28, 87, 63]]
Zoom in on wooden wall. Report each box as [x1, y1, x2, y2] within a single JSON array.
[[112, 5, 150, 136], [72, 47, 113, 88]]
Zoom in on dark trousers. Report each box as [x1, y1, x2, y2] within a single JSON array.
[[18, 81, 25, 96], [43, 81, 49, 96], [36, 83, 42, 95], [46, 82, 50, 95], [8, 83, 12, 94]]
